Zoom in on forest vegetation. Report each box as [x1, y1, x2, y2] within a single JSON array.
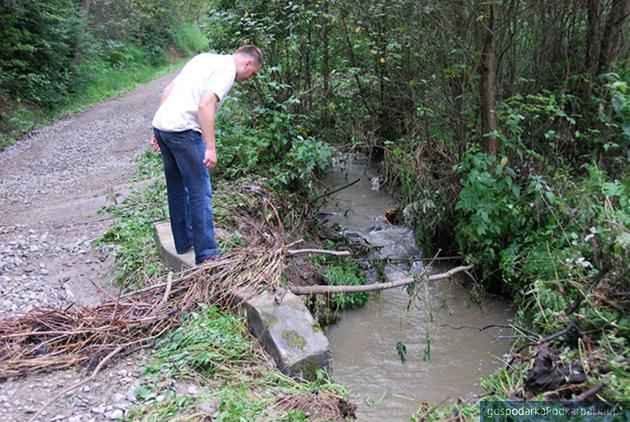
[[1, 0, 628, 420]]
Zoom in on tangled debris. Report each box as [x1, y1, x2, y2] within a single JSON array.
[[0, 244, 286, 379]]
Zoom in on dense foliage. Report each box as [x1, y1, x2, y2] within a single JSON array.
[[2, 0, 628, 415], [206, 0, 629, 407]]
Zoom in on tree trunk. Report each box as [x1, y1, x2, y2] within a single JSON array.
[[322, 0, 331, 96], [585, 0, 602, 80], [450, 0, 466, 145], [479, 2, 498, 155], [598, 0, 630, 74]]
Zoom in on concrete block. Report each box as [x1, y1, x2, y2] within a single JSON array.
[[243, 290, 331, 380], [154, 221, 195, 270]]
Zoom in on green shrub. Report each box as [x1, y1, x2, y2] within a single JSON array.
[[454, 145, 537, 281], [172, 23, 208, 55], [0, 1, 82, 106], [215, 70, 333, 195]]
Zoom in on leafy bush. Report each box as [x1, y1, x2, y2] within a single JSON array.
[[172, 23, 208, 56], [215, 68, 333, 194], [0, 1, 82, 106], [454, 145, 536, 281], [310, 247, 370, 311]]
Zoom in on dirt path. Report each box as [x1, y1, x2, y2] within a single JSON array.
[[0, 71, 180, 422]]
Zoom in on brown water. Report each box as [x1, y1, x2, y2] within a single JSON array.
[[319, 153, 514, 421]]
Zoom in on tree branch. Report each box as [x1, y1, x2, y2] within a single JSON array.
[[289, 265, 473, 295], [285, 249, 351, 256]]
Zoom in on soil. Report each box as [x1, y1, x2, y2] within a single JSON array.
[[0, 71, 188, 422]]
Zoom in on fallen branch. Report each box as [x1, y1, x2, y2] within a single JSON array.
[[285, 248, 350, 256], [575, 383, 604, 401], [564, 267, 609, 315], [514, 320, 580, 355], [160, 271, 174, 306], [308, 178, 361, 205], [439, 323, 537, 341], [288, 265, 473, 295]]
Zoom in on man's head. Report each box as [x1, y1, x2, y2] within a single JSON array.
[[233, 45, 263, 82]]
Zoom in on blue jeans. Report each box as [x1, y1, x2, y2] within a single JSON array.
[[153, 128, 220, 264]]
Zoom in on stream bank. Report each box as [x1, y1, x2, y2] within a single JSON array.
[[317, 153, 515, 421]]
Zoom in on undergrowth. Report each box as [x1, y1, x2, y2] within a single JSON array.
[[310, 244, 369, 311]]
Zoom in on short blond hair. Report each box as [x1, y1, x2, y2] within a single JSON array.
[[235, 45, 263, 68]]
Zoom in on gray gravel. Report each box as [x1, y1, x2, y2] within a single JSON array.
[[0, 71, 180, 422]]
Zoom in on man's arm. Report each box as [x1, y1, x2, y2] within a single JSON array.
[[198, 91, 219, 169]]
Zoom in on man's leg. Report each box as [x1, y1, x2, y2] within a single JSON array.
[[168, 130, 220, 264], [154, 129, 193, 254]]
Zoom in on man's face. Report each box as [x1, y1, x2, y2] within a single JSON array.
[[236, 61, 261, 82]]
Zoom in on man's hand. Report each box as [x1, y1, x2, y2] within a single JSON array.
[[203, 147, 217, 169], [150, 135, 160, 152]]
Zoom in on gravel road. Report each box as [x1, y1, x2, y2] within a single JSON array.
[[0, 71, 180, 422]]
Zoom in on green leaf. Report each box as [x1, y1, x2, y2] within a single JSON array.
[[396, 341, 407, 363]]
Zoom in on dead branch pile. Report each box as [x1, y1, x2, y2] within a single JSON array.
[[0, 244, 287, 379]]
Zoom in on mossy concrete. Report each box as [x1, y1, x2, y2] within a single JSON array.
[[243, 290, 331, 380]]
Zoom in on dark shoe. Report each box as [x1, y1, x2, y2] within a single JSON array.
[[196, 250, 221, 265]]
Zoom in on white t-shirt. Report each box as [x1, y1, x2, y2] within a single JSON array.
[[152, 53, 236, 133]]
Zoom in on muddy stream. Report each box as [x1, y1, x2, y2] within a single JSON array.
[[319, 154, 514, 421]]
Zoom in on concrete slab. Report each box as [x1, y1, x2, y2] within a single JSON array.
[[154, 221, 195, 270], [243, 290, 330, 380]]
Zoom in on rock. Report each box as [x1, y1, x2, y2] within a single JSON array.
[[108, 409, 124, 420], [112, 393, 126, 402], [39, 269, 49, 275], [91, 405, 105, 414]]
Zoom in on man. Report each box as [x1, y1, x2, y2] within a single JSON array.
[[151, 45, 263, 264]]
